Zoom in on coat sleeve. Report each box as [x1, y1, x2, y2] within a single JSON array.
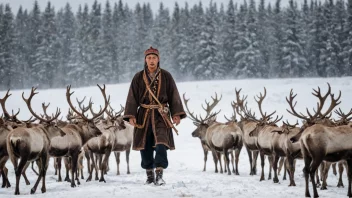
[[167, 73, 186, 119], [123, 74, 140, 122]]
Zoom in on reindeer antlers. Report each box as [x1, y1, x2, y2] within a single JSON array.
[[0, 89, 20, 121], [22, 87, 61, 123], [286, 83, 341, 123], [183, 93, 221, 124], [66, 84, 110, 122]]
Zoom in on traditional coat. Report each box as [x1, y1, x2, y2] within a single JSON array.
[[123, 68, 186, 150]]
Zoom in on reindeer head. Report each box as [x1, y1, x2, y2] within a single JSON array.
[[286, 83, 341, 143], [183, 93, 221, 140]]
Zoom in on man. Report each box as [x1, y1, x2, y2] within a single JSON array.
[[123, 46, 186, 186]]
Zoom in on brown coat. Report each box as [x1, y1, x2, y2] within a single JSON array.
[[123, 68, 186, 150]]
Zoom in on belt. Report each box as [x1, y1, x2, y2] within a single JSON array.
[[140, 103, 167, 109]]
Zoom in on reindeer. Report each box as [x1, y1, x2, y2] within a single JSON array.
[[233, 88, 260, 176], [0, 90, 38, 188], [6, 87, 63, 195], [48, 84, 109, 188], [183, 93, 243, 175], [246, 87, 285, 183], [85, 105, 133, 182], [285, 83, 352, 197]]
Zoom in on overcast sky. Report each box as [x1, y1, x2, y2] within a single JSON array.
[[0, 0, 311, 14]]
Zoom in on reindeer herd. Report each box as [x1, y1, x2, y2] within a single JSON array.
[[0, 83, 351, 197], [183, 83, 352, 197], [0, 85, 133, 195]]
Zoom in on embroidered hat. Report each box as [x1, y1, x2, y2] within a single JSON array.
[[144, 46, 159, 57]]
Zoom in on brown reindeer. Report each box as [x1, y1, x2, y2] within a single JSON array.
[[48, 84, 109, 188], [85, 105, 133, 182], [247, 87, 284, 182], [184, 93, 243, 175], [7, 87, 63, 195], [285, 83, 352, 197], [234, 88, 260, 176]]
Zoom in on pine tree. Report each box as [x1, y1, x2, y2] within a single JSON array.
[[0, 5, 16, 89], [28, 0, 42, 86], [281, 0, 308, 77], [56, 3, 75, 86], [223, 0, 238, 76], [33, 2, 57, 88], [14, 6, 29, 88], [343, 0, 352, 76]]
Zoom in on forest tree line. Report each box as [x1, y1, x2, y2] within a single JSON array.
[[0, 0, 351, 90]]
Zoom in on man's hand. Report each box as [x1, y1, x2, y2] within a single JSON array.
[[129, 117, 136, 127], [172, 115, 181, 126]]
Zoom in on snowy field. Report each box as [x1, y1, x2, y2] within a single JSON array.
[[1, 77, 352, 197]]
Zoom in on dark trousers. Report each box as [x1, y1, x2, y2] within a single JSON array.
[[140, 124, 168, 169]]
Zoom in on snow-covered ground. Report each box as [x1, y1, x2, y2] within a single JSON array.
[[1, 77, 352, 197]]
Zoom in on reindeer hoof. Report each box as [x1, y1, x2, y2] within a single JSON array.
[[41, 188, 46, 193], [25, 181, 30, 185], [260, 178, 265, 181], [337, 184, 344, 188], [81, 176, 84, 179], [65, 178, 71, 182], [273, 178, 279, 183], [320, 186, 327, 190], [15, 191, 20, 195], [236, 172, 240, 175], [71, 183, 76, 188], [116, 172, 120, 175], [99, 179, 106, 183], [30, 188, 36, 194]]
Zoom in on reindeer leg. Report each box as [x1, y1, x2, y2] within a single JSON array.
[[230, 150, 235, 174], [235, 148, 240, 175], [126, 147, 131, 174], [54, 158, 58, 175], [302, 155, 312, 197], [272, 155, 280, 183], [211, 150, 218, 173], [321, 162, 331, 190], [223, 149, 231, 175], [64, 157, 71, 182], [287, 156, 296, 186], [253, 150, 259, 175], [95, 154, 101, 180], [32, 161, 39, 176], [259, 151, 265, 181], [70, 153, 79, 188], [86, 151, 95, 182], [310, 157, 324, 198], [224, 154, 227, 173], [217, 152, 223, 174], [278, 157, 284, 176], [57, 157, 62, 182], [30, 158, 44, 194], [201, 144, 208, 172], [282, 158, 287, 180], [0, 156, 10, 188], [100, 150, 111, 183], [40, 155, 49, 193], [85, 150, 91, 175], [346, 159, 352, 197], [245, 146, 253, 175], [268, 155, 273, 180], [22, 161, 31, 185], [332, 162, 337, 176], [114, 152, 120, 175], [337, 161, 345, 188]]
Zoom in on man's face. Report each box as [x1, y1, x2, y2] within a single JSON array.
[[145, 54, 159, 72]]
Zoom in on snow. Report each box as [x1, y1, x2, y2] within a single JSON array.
[[1, 77, 352, 197]]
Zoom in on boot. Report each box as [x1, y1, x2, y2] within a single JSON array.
[[145, 169, 155, 185], [155, 167, 165, 186]]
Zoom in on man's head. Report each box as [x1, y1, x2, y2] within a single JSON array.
[[144, 46, 159, 73]]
